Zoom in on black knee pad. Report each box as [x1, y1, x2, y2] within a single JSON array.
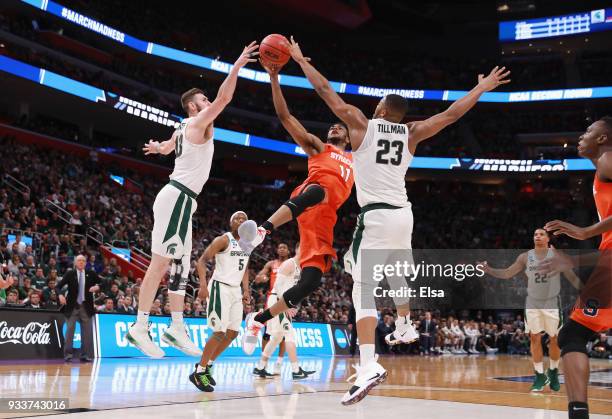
[[284, 184, 325, 218], [558, 319, 597, 356], [282, 267, 323, 308], [168, 258, 187, 292]]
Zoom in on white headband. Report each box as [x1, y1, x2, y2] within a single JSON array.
[[230, 211, 248, 223]]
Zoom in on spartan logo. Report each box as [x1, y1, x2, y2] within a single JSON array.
[[283, 323, 290, 331], [166, 243, 177, 255], [210, 317, 216, 327]]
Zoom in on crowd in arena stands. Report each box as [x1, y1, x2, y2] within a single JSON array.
[[1, 135, 609, 355], [3, 11, 610, 160]]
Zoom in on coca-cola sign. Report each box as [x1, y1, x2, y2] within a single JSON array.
[[0, 309, 65, 359], [0, 321, 52, 345]]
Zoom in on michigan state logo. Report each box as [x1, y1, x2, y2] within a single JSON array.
[[210, 317, 216, 327], [283, 323, 290, 331], [167, 243, 177, 255]]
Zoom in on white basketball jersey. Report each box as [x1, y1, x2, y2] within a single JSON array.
[[353, 118, 413, 207], [525, 249, 561, 302], [169, 117, 214, 194], [210, 232, 250, 286], [272, 258, 300, 296]]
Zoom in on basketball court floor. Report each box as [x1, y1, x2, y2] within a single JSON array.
[[1, 355, 610, 418]]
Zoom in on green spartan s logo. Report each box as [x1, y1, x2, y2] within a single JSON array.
[[167, 243, 177, 255]]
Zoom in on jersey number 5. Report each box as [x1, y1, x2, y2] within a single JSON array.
[[175, 133, 184, 157], [376, 139, 403, 166]]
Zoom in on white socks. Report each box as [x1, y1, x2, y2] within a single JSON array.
[[291, 362, 299, 373], [360, 344, 376, 367], [534, 362, 544, 374], [257, 359, 267, 370], [136, 310, 149, 326], [171, 311, 184, 326], [550, 359, 559, 370]]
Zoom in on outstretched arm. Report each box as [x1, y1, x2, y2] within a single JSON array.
[[190, 42, 259, 132], [480, 252, 526, 279], [408, 66, 511, 147], [255, 260, 273, 284], [544, 216, 612, 241], [261, 60, 324, 155], [288, 37, 368, 150], [143, 130, 178, 155]]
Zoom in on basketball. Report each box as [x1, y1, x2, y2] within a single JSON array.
[[259, 34, 290, 67]]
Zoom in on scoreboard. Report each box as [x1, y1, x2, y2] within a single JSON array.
[[499, 8, 612, 42]]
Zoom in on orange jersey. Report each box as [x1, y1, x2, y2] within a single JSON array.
[[267, 260, 282, 298], [291, 144, 354, 271], [570, 175, 612, 332], [594, 175, 612, 250], [297, 144, 354, 210]]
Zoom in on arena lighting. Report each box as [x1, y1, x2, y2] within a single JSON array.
[[0, 55, 596, 173], [499, 8, 612, 42], [19, 0, 612, 103]]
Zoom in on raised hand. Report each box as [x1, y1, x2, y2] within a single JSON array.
[[259, 58, 280, 77], [0, 273, 14, 289], [544, 220, 590, 240], [143, 139, 161, 155], [288, 36, 310, 64], [537, 245, 575, 274], [477, 66, 511, 92], [234, 41, 259, 68]]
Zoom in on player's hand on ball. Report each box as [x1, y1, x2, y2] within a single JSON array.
[[288, 36, 310, 64], [477, 66, 511, 91], [197, 286, 209, 301], [259, 58, 280, 77], [544, 220, 590, 240], [234, 41, 259, 68], [143, 140, 161, 155]]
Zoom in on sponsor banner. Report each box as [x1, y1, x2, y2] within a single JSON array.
[[0, 309, 65, 359], [329, 324, 351, 355], [20, 0, 612, 103], [95, 313, 334, 357]]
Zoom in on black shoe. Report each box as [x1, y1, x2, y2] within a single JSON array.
[[292, 367, 314, 380], [253, 367, 274, 378], [204, 365, 216, 386], [64, 355, 73, 363], [189, 363, 214, 392], [80, 357, 93, 363]]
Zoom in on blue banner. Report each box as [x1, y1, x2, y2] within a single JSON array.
[[94, 313, 334, 357], [20, 0, 612, 103], [0, 55, 597, 172]]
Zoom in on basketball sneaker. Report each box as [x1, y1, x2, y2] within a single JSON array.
[[341, 355, 387, 406], [253, 367, 274, 378], [530, 371, 550, 392], [238, 221, 267, 253], [547, 368, 560, 392], [205, 364, 216, 386], [384, 317, 418, 346], [292, 367, 315, 380], [162, 324, 202, 356], [126, 323, 165, 358], [242, 312, 264, 355], [189, 363, 214, 392]]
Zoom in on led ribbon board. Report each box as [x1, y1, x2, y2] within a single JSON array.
[[500, 8, 612, 42], [20, 0, 612, 103], [0, 55, 596, 172]]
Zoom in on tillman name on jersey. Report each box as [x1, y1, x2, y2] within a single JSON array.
[[377, 123, 406, 134]]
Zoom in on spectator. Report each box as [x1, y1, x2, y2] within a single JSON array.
[[116, 296, 135, 314], [99, 297, 115, 313], [32, 267, 47, 289], [376, 314, 395, 354], [508, 329, 529, 355], [18, 277, 33, 300], [588, 333, 611, 359], [25, 291, 42, 308], [419, 311, 437, 355]]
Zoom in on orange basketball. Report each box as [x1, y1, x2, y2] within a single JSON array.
[[260, 34, 290, 67]]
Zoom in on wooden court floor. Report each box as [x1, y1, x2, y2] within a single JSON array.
[[0, 355, 610, 418]]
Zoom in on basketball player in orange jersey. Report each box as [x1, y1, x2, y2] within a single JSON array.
[[255, 242, 290, 374], [283, 37, 510, 405], [542, 117, 612, 419], [240, 60, 354, 355]]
